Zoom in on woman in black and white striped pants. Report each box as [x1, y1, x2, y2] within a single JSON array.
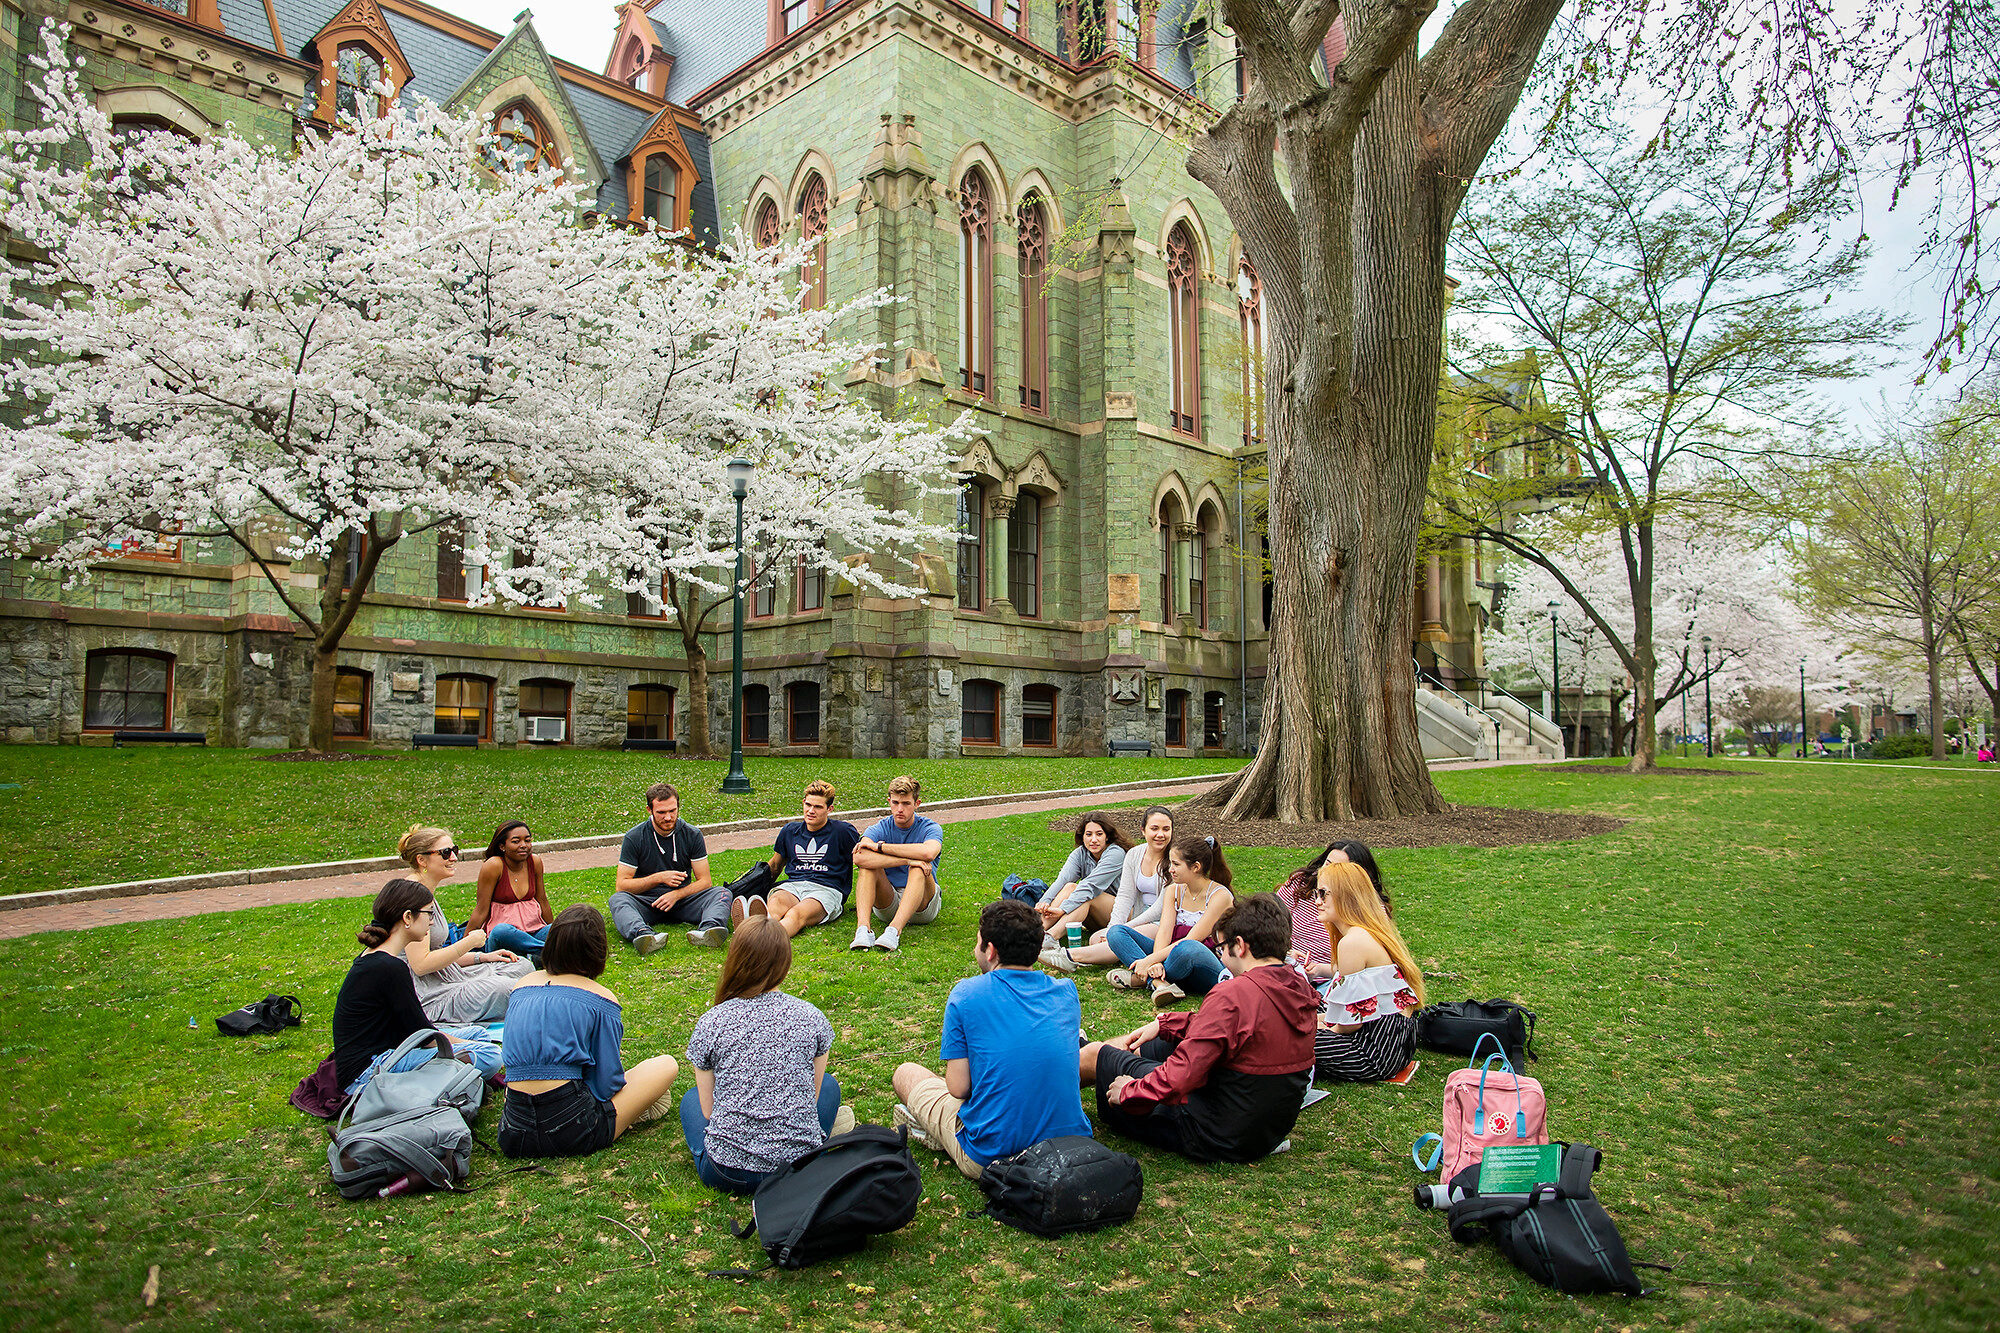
[[1309, 861, 1426, 1083]]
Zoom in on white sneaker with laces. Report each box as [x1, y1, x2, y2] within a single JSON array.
[[1039, 946, 1077, 973], [872, 926, 901, 952], [890, 1101, 935, 1149], [849, 928, 876, 951], [633, 932, 669, 956]]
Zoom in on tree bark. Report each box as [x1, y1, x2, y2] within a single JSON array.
[[683, 629, 714, 759], [305, 526, 392, 752], [1189, 0, 1564, 820]]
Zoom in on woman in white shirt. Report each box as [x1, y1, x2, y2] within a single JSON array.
[[1040, 806, 1173, 973], [1311, 861, 1424, 1081]]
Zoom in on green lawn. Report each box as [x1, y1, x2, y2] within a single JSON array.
[[2, 759, 1995, 1330], [0, 752, 1236, 897]]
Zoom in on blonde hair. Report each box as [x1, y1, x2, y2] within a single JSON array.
[[397, 824, 450, 870], [1319, 862, 1424, 1005], [888, 774, 920, 798]]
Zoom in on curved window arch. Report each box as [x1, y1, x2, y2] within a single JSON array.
[[83, 649, 172, 730], [1017, 193, 1049, 413], [334, 667, 372, 739], [434, 674, 493, 738], [754, 197, 783, 248], [488, 101, 560, 175], [642, 154, 680, 229], [797, 174, 829, 311], [962, 679, 1001, 744], [627, 684, 676, 741], [957, 168, 994, 397], [1167, 222, 1201, 434], [335, 44, 386, 121], [743, 684, 771, 745], [787, 681, 821, 744]]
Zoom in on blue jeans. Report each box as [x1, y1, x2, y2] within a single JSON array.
[[344, 1025, 504, 1095], [680, 1073, 842, 1194], [486, 923, 548, 956], [1105, 924, 1227, 996]]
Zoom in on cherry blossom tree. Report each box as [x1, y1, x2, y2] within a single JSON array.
[[0, 28, 968, 751]]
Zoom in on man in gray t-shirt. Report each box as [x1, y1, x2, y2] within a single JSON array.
[[608, 782, 727, 954]]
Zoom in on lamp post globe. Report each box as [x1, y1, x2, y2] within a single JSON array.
[[720, 458, 756, 796], [1701, 635, 1713, 759]]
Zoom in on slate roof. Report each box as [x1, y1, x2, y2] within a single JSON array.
[[216, 0, 280, 54]]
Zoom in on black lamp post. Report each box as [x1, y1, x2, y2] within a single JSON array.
[[1701, 635, 1713, 758], [1800, 657, 1809, 759], [1547, 600, 1561, 751], [720, 457, 755, 796], [1681, 681, 1689, 760]]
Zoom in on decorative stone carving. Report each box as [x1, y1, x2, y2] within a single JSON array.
[[1106, 573, 1140, 613], [987, 495, 1016, 519], [1110, 671, 1142, 704], [1144, 676, 1164, 711], [390, 672, 422, 694], [1011, 450, 1061, 497], [1104, 391, 1137, 418]]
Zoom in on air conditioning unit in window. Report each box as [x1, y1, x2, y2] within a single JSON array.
[[524, 716, 567, 743]]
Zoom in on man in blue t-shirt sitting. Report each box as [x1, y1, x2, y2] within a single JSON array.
[[759, 778, 863, 938], [849, 774, 944, 954], [891, 899, 1093, 1178]]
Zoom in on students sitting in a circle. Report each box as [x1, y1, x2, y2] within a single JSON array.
[[1041, 806, 1174, 974], [395, 824, 534, 1024], [1104, 834, 1235, 1007], [1033, 812, 1130, 945]]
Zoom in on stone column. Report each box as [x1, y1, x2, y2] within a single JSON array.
[[986, 495, 1014, 615], [1176, 523, 1202, 636]]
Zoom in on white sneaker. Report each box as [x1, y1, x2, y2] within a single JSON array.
[[849, 928, 876, 951], [872, 927, 901, 952], [829, 1105, 857, 1137], [1039, 946, 1077, 973], [1267, 1138, 1293, 1156], [633, 932, 669, 956], [687, 926, 728, 949], [890, 1102, 935, 1149]]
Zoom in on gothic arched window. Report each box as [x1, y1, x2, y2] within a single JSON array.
[[1017, 194, 1049, 413], [957, 168, 994, 397], [487, 102, 559, 175], [1167, 222, 1201, 434], [797, 174, 829, 310]]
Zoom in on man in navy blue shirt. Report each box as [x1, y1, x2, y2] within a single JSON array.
[[609, 782, 723, 954], [760, 779, 862, 938], [890, 899, 1093, 1178], [849, 774, 944, 954]]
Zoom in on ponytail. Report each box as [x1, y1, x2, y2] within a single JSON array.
[[359, 878, 432, 948], [1173, 833, 1232, 889]]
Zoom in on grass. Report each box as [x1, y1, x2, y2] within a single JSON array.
[[2, 758, 1996, 1330], [0, 752, 1235, 897]]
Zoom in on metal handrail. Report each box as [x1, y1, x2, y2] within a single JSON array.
[[1414, 658, 1504, 759], [1421, 640, 1552, 725]]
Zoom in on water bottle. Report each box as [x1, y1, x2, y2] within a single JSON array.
[[1065, 922, 1084, 949], [378, 1173, 416, 1199]]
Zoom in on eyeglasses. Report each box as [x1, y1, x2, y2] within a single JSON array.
[[428, 846, 460, 860]]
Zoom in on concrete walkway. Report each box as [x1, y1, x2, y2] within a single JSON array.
[[0, 778, 1228, 939]]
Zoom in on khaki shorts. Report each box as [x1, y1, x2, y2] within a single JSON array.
[[901, 1075, 983, 1179], [872, 869, 943, 925]]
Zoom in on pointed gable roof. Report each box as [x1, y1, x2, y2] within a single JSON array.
[[444, 11, 607, 186]]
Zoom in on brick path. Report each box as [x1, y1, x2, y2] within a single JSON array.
[[0, 778, 1228, 939]]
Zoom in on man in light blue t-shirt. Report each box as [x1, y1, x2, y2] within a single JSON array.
[[849, 774, 944, 953], [890, 899, 1092, 1178]]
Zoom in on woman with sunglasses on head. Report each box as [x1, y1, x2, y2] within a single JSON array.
[[396, 824, 534, 1025], [1040, 806, 1174, 974], [471, 820, 555, 962], [331, 878, 504, 1097], [1311, 860, 1424, 1082], [1277, 839, 1390, 991]]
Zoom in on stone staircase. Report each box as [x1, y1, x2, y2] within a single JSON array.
[[1415, 684, 1565, 763]]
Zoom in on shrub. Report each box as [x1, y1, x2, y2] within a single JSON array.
[[1870, 734, 1933, 760]]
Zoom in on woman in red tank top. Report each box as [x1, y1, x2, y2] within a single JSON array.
[[472, 820, 556, 959]]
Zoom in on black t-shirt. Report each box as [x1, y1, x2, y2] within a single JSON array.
[[332, 950, 432, 1090], [772, 818, 862, 899], [617, 818, 709, 890]]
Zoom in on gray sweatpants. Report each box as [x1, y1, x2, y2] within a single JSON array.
[[608, 884, 730, 941]]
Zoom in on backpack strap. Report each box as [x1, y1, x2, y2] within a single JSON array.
[[1445, 1183, 1556, 1244], [1556, 1142, 1602, 1199], [1412, 1133, 1442, 1172], [1480, 999, 1538, 1059], [1473, 1055, 1527, 1139], [1466, 1032, 1513, 1071]]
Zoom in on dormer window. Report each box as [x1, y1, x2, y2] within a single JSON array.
[[335, 44, 386, 121], [487, 102, 559, 174], [642, 154, 679, 230]]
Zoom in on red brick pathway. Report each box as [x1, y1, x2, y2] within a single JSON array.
[[0, 779, 1226, 939]]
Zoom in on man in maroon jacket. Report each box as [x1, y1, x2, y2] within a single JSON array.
[[1080, 893, 1319, 1162]]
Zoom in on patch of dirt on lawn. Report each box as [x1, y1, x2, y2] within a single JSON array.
[[1538, 764, 1752, 777], [1049, 802, 1626, 851], [254, 750, 404, 762]]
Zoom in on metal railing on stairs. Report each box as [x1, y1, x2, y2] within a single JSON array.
[[1414, 656, 1504, 760]]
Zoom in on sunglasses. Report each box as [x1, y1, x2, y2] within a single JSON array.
[[428, 845, 460, 859]]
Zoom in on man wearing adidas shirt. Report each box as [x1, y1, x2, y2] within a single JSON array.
[[760, 779, 862, 938]]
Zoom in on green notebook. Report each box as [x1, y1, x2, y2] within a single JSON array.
[[1476, 1143, 1560, 1194]]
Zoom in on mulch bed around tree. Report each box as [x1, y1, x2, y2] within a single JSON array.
[[1049, 801, 1627, 851], [255, 751, 405, 762], [1537, 764, 1753, 778]]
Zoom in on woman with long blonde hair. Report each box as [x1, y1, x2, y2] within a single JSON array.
[[1312, 861, 1424, 1082]]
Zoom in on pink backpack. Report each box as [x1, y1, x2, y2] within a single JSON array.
[[1414, 1035, 1548, 1184]]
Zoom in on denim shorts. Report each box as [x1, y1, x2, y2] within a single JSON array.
[[497, 1080, 618, 1159]]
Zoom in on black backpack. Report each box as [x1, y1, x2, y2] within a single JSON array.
[[725, 861, 777, 902], [726, 1125, 923, 1271], [1443, 1143, 1659, 1296], [979, 1136, 1143, 1237], [1416, 998, 1538, 1066], [216, 994, 303, 1037]]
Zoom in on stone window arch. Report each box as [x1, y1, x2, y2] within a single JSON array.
[[958, 167, 995, 397], [487, 101, 560, 175], [1167, 221, 1201, 434]]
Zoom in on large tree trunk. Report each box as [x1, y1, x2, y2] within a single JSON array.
[[1191, 0, 1563, 821], [684, 630, 714, 759], [304, 527, 390, 752]]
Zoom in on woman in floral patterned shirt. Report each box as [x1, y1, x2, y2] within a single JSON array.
[[1310, 861, 1424, 1082]]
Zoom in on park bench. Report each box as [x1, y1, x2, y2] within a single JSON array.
[[620, 737, 680, 752], [112, 730, 206, 747], [411, 733, 480, 750], [1107, 739, 1154, 757]]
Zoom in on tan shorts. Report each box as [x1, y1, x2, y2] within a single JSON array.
[[872, 868, 943, 925], [901, 1074, 983, 1179]]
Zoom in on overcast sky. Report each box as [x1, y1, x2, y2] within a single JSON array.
[[454, 2, 1970, 425]]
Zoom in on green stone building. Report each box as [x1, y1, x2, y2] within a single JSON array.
[[1, 0, 1510, 758]]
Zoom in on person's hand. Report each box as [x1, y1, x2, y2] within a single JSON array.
[[651, 890, 680, 910], [1109, 1028, 1145, 1053], [659, 869, 688, 889], [462, 928, 487, 949], [1106, 1075, 1134, 1106], [492, 950, 519, 963], [1035, 905, 1061, 928]]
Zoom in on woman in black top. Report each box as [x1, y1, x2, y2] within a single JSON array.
[[332, 879, 505, 1095]]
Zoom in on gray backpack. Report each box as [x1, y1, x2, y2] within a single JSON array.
[[328, 1105, 473, 1199], [344, 1030, 487, 1129]]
